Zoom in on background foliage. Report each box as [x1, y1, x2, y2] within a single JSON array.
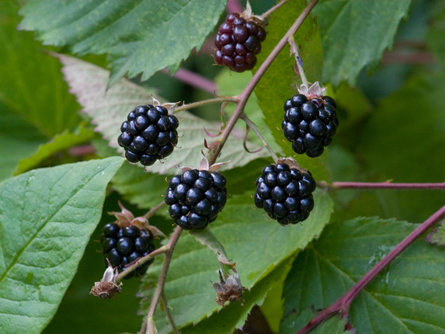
[[0, 0, 444, 333]]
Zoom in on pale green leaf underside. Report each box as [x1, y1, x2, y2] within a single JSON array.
[[315, 0, 411, 85], [282, 217, 445, 333], [140, 191, 333, 333], [57, 54, 270, 174], [0, 157, 123, 333], [20, 0, 227, 84], [15, 125, 95, 175]]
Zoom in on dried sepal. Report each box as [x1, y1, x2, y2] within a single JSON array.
[[297, 81, 327, 99], [240, 1, 265, 26], [276, 157, 309, 174], [90, 261, 122, 299], [213, 269, 244, 306]]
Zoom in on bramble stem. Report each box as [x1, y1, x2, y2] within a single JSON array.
[[116, 245, 169, 282], [322, 181, 445, 190], [240, 114, 279, 162], [161, 290, 179, 334], [143, 201, 167, 219], [141, 226, 182, 334], [288, 36, 309, 87], [260, 0, 290, 21], [207, 0, 319, 165], [174, 96, 239, 113], [298, 205, 445, 334]]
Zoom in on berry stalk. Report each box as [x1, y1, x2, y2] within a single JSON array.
[[298, 205, 445, 334], [174, 96, 239, 113], [208, 0, 319, 165], [141, 225, 182, 334], [326, 181, 445, 190]]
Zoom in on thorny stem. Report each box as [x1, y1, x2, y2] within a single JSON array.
[[207, 0, 319, 165], [174, 96, 239, 113], [288, 36, 309, 87], [161, 290, 179, 334], [321, 181, 445, 190], [141, 226, 182, 334], [161, 68, 217, 93], [260, 0, 290, 20], [298, 205, 445, 334], [143, 201, 167, 220], [116, 245, 169, 282], [240, 114, 279, 162], [226, 0, 243, 13]]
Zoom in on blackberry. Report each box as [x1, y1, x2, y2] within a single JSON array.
[[118, 104, 179, 166], [282, 94, 338, 157], [214, 13, 266, 72], [254, 163, 315, 225], [102, 223, 155, 278], [165, 169, 227, 229]]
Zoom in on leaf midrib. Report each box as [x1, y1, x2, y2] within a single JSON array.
[[0, 165, 104, 284]]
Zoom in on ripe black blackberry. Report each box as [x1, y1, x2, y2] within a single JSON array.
[[102, 223, 155, 278], [282, 92, 338, 157], [165, 169, 227, 230], [214, 13, 266, 72], [118, 104, 179, 166], [254, 162, 316, 225]]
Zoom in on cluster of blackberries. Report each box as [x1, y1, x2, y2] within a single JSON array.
[[165, 169, 227, 230], [118, 104, 179, 166], [102, 223, 155, 278], [214, 13, 266, 72], [254, 163, 315, 225], [282, 94, 338, 157]]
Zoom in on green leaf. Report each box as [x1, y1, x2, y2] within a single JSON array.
[[0, 104, 45, 182], [0, 157, 123, 333], [315, 0, 411, 85], [181, 256, 295, 334], [427, 0, 445, 65], [425, 221, 445, 247], [58, 54, 270, 174], [15, 125, 95, 174], [1, 1, 80, 137], [357, 72, 445, 221], [139, 191, 333, 333], [20, 0, 227, 84], [282, 217, 445, 333], [312, 316, 350, 334], [253, 0, 329, 181]]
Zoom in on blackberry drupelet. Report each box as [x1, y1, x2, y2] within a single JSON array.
[[214, 13, 266, 72], [118, 104, 179, 166], [282, 94, 338, 157], [165, 169, 227, 229], [254, 163, 316, 224], [102, 223, 155, 278]]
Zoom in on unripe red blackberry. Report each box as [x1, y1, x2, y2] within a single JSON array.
[[118, 104, 179, 166], [102, 223, 155, 278], [254, 162, 316, 225], [214, 13, 266, 72], [165, 169, 227, 230], [282, 84, 338, 157]]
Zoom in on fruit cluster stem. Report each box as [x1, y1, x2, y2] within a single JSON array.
[[174, 96, 239, 114], [298, 205, 445, 334], [288, 36, 309, 87], [141, 225, 182, 334], [207, 0, 319, 165]]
